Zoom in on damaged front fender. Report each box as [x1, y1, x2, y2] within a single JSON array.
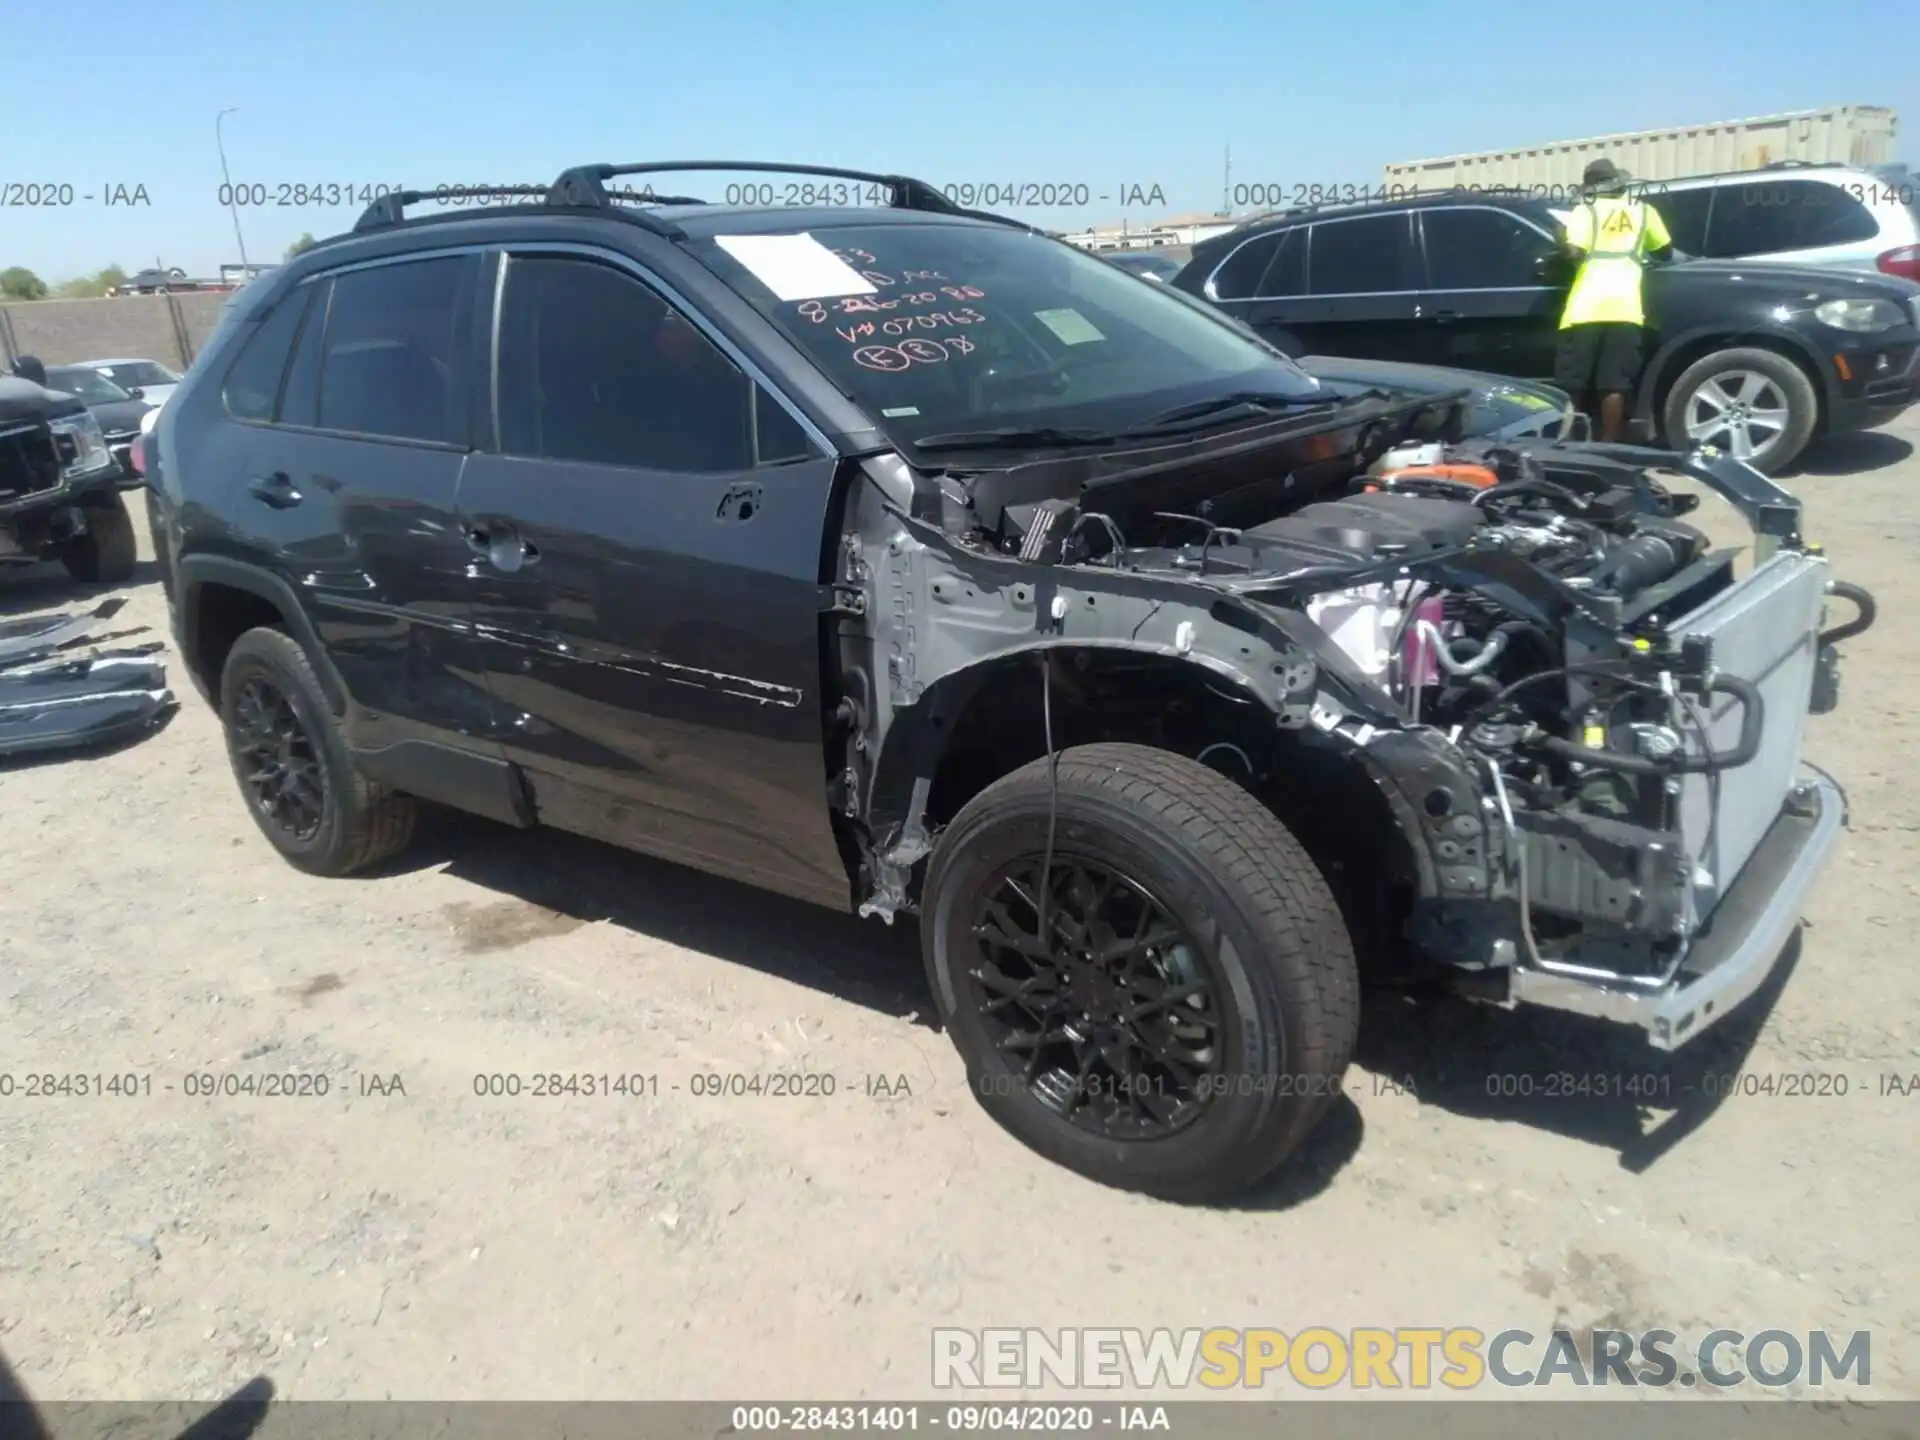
[[834, 461, 1485, 921]]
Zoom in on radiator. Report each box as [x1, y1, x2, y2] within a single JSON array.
[[1670, 549, 1830, 919]]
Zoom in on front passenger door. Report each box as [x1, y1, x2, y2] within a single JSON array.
[[457, 249, 851, 908], [1410, 206, 1568, 380]]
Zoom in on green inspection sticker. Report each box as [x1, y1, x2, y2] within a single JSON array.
[[1034, 308, 1106, 345]]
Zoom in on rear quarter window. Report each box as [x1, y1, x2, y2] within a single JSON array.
[[1206, 231, 1290, 300], [220, 289, 314, 422]]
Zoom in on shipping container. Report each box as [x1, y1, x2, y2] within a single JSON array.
[[1383, 106, 1898, 192]]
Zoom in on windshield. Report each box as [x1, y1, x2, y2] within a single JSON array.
[[695, 222, 1321, 448], [1470, 385, 1568, 436], [46, 368, 133, 404], [92, 361, 179, 389]]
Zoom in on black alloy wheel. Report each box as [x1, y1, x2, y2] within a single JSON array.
[[230, 674, 328, 842], [217, 626, 416, 875], [923, 742, 1359, 1202], [966, 853, 1223, 1140]]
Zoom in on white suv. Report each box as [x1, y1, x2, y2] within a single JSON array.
[[1637, 163, 1920, 282]]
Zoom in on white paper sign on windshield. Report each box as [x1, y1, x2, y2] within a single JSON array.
[[714, 233, 879, 302], [1034, 308, 1107, 346]]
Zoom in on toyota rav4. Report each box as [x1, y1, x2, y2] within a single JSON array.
[[146, 162, 1876, 1201]]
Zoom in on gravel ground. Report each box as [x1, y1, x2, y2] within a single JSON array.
[[3, 414, 1919, 1405]]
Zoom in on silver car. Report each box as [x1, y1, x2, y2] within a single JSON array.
[[1636, 163, 1920, 282], [76, 357, 184, 407]]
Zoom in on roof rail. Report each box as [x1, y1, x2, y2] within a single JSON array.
[[344, 162, 1040, 243], [546, 160, 1040, 232], [1626, 159, 1862, 192], [350, 183, 688, 239]]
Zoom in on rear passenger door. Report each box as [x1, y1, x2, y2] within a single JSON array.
[[457, 246, 852, 908], [1410, 205, 1566, 380], [221, 251, 501, 767], [1276, 213, 1420, 361]]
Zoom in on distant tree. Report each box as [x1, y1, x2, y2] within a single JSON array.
[[53, 265, 130, 299], [0, 266, 49, 301], [285, 233, 318, 260]]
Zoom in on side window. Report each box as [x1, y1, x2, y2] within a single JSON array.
[[317, 256, 476, 445], [221, 287, 313, 422], [1207, 232, 1287, 300], [1307, 215, 1411, 295], [1255, 228, 1307, 296], [1420, 208, 1558, 288], [277, 280, 330, 429], [1706, 179, 1879, 257], [497, 255, 758, 473], [1645, 187, 1714, 254], [753, 387, 815, 465]]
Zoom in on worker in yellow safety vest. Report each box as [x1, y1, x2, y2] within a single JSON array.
[[1553, 158, 1673, 442]]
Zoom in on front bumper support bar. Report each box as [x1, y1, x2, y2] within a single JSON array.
[[1507, 770, 1843, 1049]]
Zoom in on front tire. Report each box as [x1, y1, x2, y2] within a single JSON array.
[[921, 743, 1359, 1203], [60, 491, 138, 585], [219, 626, 416, 876], [1660, 347, 1818, 475]]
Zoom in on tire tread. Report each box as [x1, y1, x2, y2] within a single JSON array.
[[61, 491, 139, 585], [222, 627, 416, 875], [933, 741, 1359, 1200]]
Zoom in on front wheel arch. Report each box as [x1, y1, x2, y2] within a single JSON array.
[[1639, 329, 1828, 432], [865, 646, 1281, 844]]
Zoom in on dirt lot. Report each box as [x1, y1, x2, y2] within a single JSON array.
[[4, 416, 1920, 1404]]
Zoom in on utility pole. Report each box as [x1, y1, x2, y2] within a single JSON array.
[[216, 107, 251, 270], [1222, 144, 1232, 216]]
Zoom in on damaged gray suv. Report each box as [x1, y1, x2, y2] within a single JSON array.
[[147, 163, 1877, 1201]]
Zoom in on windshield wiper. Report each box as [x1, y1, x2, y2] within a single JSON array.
[[912, 425, 1120, 453], [1122, 389, 1338, 435]]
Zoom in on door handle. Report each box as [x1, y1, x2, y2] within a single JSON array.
[[1431, 310, 1461, 323], [247, 472, 303, 508], [467, 523, 539, 571]]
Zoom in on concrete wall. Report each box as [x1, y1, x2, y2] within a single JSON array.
[[0, 291, 233, 373]]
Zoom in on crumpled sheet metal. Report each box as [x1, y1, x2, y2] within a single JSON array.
[[0, 598, 175, 760]]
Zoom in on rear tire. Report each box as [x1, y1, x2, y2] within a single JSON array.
[[60, 491, 138, 585], [921, 742, 1359, 1203], [219, 626, 416, 876], [1660, 346, 1818, 475]]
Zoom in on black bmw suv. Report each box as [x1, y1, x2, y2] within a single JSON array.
[[1171, 190, 1920, 472]]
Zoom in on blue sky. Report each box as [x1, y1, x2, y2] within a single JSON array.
[[3, 0, 1913, 282]]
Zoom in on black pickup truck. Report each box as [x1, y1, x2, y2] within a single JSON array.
[[1, 376, 141, 582], [146, 163, 1876, 1201]]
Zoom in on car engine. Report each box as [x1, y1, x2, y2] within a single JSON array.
[[978, 433, 1870, 994]]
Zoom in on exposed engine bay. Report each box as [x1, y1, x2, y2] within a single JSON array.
[[839, 403, 1878, 1047]]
